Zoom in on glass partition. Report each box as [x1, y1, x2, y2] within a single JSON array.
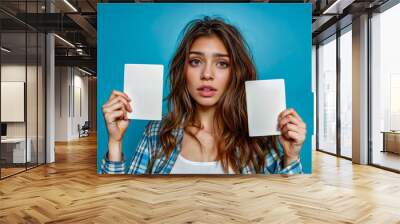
[[27, 30, 38, 169], [339, 27, 352, 158], [1, 30, 28, 177], [370, 3, 400, 171], [38, 31, 45, 165], [317, 35, 337, 155], [0, 0, 46, 179]]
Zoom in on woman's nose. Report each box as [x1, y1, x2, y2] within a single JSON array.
[[201, 63, 214, 80]]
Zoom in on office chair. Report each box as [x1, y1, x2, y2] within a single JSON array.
[[78, 121, 90, 138]]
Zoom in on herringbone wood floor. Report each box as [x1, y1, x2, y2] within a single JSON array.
[[1, 134, 400, 224]]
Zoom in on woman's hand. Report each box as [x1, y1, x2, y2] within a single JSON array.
[[277, 108, 306, 167], [102, 90, 132, 161]]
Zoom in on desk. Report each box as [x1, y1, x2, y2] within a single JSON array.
[[1, 138, 31, 163], [381, 131, 400, 154]]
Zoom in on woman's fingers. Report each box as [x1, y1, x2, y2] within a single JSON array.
[[108, 90, 131, 102], [281, 123, 306, 136], [103, 102, 128, 117], [105, 108, 128, 124], [105, 110, 119, 124], [281, 123, 306, 143], [278, 108, 290, 120], [281, 127, 305, 143], [103, 96, 132, 113], [286, 131, 303, 144], [279, 114, 306, 130], [108, 90, 129, 100], [279, 108, 304, 123], [104, 95, 132, 111], [103, 91, 132, 146], [103, 95, 130, 125]]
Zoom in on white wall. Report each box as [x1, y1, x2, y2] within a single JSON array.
[[54, 66, 89, 141], [1, 64, 46, 164], [55, 67, 68, 141], [72, 72, 89, 138], [1, 65, 25, 128], [1, 65, 26, 140], [1, 65, 39, 138]]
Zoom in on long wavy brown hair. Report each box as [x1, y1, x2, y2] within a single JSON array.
[[153, 16, 279, 174]]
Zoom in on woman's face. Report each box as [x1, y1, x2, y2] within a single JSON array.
[[185, 35, 231, 108]]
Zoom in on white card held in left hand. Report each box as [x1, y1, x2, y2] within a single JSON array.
[[245, 79, 286, 137], [124, 64, 164, 120]]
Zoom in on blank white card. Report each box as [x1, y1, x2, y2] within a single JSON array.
[[245, 79, 286, 137], [124, 64, 163, 120]]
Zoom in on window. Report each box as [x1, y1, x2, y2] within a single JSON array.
[[339, 27, 352, 158], [317, 35, 337, 155], [371, 2, 400, 171]]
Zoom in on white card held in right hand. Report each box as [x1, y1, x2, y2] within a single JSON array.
[[245, 79, 286, 137], [124, 64, 164, 121]]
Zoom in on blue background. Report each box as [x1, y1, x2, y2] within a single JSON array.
[[97, 3, 313, 173]]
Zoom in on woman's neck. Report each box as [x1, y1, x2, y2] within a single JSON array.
[[195, 105, 216, 133]]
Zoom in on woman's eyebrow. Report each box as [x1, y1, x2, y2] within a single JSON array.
[[189, 51, 230, 58], [213, 53, 230, 58]]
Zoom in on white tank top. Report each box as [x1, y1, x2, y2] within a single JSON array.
[[170, 154, 235, 174]]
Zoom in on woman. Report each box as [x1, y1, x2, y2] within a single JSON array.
[[100, 16, 306, 174]]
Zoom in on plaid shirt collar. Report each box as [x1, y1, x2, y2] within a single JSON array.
[[150, 124, 254, 174]]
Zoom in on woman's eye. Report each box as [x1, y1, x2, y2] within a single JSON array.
[[189, 59, 201, 66], [217, 61, 229, 69]]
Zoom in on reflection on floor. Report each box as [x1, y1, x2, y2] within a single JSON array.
[[341, 147, 352, 158], [0, 135, 400, 222], [0, 167, 25, 177], [0, 162, 42, 178], [373, 150, 400, 171]]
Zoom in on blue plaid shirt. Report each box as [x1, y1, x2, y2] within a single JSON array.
[[100, 120, 303, 174]]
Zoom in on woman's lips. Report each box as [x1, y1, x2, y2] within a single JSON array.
[[197, 85, 216, 97]]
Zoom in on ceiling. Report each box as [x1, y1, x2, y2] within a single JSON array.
[[0, 0, 394, 75], [0, 0, 97, 74]]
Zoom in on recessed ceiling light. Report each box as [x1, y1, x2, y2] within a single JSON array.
[[78, 67, 93, 76], [54, 34, 75, 48], [63, 0, 78, 12], [322, 0, 354, 15], [1, 47, 11, 53]]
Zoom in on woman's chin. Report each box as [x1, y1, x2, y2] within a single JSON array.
[[195, 98, 219, 108]]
